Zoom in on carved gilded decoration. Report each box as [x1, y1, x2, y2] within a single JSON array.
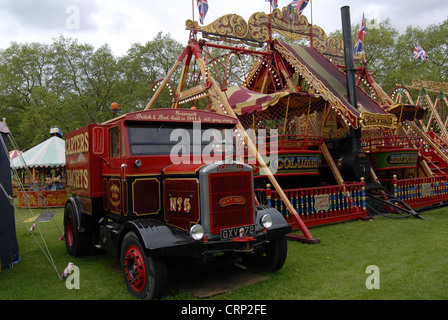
[[412, 78, 448, 93], [185, 6, 345, 58]]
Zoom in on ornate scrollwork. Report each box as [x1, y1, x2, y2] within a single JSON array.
[[186, 6, 346, 59]]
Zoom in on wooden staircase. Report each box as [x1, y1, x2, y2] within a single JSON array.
[[420, 152, 448, 176], [420, 131, 448, 175], [407, 122, 448, 177]]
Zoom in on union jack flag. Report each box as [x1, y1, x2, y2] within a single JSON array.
[[290, 0, 309, 15], [197, 0, 208, 24], [354, 13, 366, 54], [413, 42, 429, 60], [266, 0, 278, 10]]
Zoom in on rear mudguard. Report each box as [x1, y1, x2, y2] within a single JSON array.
[[65, 197, 92, 233]]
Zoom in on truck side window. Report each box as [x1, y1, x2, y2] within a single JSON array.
[[110, 126, 120, 158]]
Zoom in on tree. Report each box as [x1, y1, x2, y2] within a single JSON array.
[[51, 36, 121, 126], [117, 32, 184, 111], [0, 41, 58, 148], [362, 18, 448, 96], [0, 33, 186, 150]]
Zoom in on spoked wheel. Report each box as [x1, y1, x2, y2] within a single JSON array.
[[390, 86, 413, 104], [120, 232, 167, 300]]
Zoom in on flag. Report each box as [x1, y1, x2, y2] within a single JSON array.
[[266, 0, 278, 10], [290, 0, 309, 15], [197, 0, 208, 24], [413, 42, 429, 61], [354, 13, 366, 55]]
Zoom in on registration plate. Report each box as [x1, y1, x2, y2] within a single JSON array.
[[220, 225, 256, 240]]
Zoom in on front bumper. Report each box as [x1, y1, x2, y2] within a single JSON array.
[[197, 225, 292, 254], [146, 224, 292, 258]]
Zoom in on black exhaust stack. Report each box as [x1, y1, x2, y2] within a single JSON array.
[[341, 6, 358, 115], [337, 6, 371, 181], [339, 7, 424, 219]]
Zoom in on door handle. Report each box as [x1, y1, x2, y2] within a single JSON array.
[[120, 163, 127, 182]]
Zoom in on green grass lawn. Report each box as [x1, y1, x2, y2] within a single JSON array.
[[1, 205, 448, 300]]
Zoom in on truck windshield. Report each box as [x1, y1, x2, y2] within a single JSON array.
[[127, 123, 236, 158]]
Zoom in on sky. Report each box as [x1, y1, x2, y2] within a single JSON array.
[[0, 0, 447, 57]]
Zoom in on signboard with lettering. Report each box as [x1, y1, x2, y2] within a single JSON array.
[[368, 150, 419, 171], [249, 152, 322, 176], [127, 109, 238, 125]]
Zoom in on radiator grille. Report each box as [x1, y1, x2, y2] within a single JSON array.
[[208, 171, 254, 234]]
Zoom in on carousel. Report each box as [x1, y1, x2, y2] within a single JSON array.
[[11, 127, 66, 208]]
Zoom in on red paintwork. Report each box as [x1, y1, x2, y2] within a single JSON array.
[[65, 108, 244, 228]]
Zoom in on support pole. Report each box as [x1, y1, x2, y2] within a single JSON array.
[[145, 45, 192, 110], [195, 56, 319, 243], [146, 40, 319, 243]]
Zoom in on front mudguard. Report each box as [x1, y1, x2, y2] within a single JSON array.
[[119, 219, 198, 258], [254, 204, 291, 231], [118, 206, 291, 258]]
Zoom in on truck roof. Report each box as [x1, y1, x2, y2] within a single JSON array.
[[102, 108, 239, 126]]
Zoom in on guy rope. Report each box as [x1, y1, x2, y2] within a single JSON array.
[[0, 119, 64, 280]]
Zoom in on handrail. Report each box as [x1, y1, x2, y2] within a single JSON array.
[[255, 181, 367, 227]]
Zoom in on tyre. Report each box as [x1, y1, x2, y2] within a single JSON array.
[[64, 202, 92, 257], [120, 232, 167, 300], [243, 235, 288, 272]]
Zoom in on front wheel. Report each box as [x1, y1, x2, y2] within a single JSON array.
[[242, 236, 288, 272], [120, 232, 167, 300]]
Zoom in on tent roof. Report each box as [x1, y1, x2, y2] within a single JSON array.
[[272, 41, 396, 129], [385, 103, 428, 121], [226, 86, 327, 119], [11, 136, 65, 169], [226, 86, 290, 115]]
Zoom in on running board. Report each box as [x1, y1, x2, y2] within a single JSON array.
[[365, 183, 425, 220]]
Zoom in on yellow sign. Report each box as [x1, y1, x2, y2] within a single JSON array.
[[360, 112, 397, 129]]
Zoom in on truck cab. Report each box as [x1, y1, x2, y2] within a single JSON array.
[[64, 108, 291, 299]]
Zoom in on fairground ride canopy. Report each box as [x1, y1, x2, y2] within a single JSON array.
[[11, 135, 65, 169], [251, 40, 397, 129], [187, 7, 397, 130]]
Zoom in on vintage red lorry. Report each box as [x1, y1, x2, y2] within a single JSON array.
[[64, 107, 291, 299]]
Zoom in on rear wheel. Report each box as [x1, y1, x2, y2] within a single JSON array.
[[64, 202, 92, 257], [120, 232, 167, 300]]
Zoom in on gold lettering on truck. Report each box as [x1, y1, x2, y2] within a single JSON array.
[[66, 132, 89, 155]]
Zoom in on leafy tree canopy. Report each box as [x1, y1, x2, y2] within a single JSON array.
[[1, 19, 447, 150]]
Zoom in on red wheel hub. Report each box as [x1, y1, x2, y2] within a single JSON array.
[[123, 244, 147, 292]]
